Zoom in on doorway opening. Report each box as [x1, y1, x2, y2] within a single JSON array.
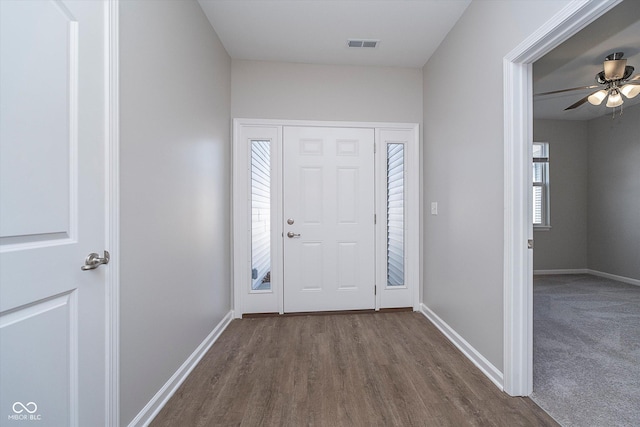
[[503, 0, 622, 397], [530, 1, 640, 421]]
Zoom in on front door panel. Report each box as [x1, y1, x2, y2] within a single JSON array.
[[283, 127, 375, 312]]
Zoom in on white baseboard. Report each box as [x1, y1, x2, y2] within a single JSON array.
[[419, 303, 503, 390], [533, 269, 588, 275], [588, 269, 640, 287], [128, 310, 234, 427], [533, 269, 639, 286]]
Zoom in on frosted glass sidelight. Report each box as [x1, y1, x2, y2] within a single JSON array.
[[251, 140, 271, 291], [387, 144, 404, 287]]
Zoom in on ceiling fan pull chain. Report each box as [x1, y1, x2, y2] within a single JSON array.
[[611, 103, 623, 119]]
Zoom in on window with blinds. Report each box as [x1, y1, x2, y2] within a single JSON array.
[[533, 142, 550, 228], [387, 143, 404, 286], [251, 140, 271, 291]]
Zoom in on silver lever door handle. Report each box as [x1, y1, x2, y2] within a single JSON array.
[[286, 232, 301, 238], [81, 250, 110, 271]]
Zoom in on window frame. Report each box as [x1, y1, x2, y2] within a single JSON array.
[[532, 142, 550, 230]]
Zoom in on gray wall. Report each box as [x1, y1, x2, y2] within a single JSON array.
[[231, 59, 423, 124], [422, 0, 571, 371], [533, 120, 589, 271], [119, 1, 231, 424], [587, 104, 640, 280], [532, 105, 640, 282]]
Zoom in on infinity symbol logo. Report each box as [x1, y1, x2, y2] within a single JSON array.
[[12, 402, 38, 414]]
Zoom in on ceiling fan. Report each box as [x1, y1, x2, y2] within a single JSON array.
[[536, 52, 640, 110]]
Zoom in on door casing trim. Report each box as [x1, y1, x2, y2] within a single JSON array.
[[232, 119, 420, 318]]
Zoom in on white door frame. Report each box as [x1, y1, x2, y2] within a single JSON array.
[[106, 0, 120, 424], [232, 119, 419, 318], [502, 0, 621, 396]]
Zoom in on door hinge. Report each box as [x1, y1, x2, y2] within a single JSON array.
[[374, 143, 376, 154], [527, 239, 534, 249], [374, 214, 377, 224], [374, 285, 377, 295]]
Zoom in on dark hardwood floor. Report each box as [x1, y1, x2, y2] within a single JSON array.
[[150, 312, 558, 426]]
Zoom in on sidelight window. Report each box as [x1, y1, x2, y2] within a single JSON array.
[[387, 143, 404, 286], [251, 140, 271, 291]]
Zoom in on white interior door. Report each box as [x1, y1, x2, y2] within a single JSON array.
[[283, 127, 375, 312], [0, 1, 107, 425]]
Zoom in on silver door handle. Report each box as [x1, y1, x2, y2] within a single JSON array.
[[286, 232, 301, 238], [81, 250, 110, 271]]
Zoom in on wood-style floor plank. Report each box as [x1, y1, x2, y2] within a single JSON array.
[[150, 312, 558, 427]]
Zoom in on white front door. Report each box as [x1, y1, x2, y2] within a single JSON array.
[[283, 127, 375, 312], [0, 1, 108, 425]]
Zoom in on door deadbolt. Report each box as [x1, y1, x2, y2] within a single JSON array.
[[287, 218, 295, 225]]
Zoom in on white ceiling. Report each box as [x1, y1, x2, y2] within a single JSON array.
[[198, 0, 471, 68], [534, 1, 640, 121], [197, 0, 639, 121]]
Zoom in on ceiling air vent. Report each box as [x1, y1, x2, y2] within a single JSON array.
[[347, 39, 379, 48]]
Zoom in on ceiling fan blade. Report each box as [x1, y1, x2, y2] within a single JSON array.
[[535, 85, 599, 97], [628, 74, 640, 81], [564, 94, 593, 110]]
